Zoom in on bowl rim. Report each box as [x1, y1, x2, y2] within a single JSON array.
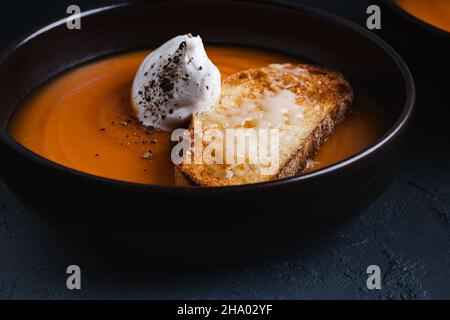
[[0, 0, 415, 194], [381, 0, 450, 38]]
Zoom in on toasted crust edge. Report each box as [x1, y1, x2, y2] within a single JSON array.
[[275, 91, 352, 179]]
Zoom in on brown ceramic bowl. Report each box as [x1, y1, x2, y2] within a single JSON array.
[[0, 1, 414, 262], [375, 0, 449, 115]]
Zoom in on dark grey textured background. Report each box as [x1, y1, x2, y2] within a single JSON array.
[[1, 0, 449, 299]]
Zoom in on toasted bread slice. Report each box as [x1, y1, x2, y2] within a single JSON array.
[[178, 63, 353, 186]]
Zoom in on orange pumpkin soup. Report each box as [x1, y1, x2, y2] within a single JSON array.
[[8, 46, 388, 185], [396, 0, 450, 32]]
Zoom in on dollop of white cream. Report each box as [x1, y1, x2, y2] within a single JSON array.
[[131, 34, 221, 131]]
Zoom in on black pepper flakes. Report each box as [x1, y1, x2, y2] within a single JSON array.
[[135, 40, 189, 129], [142, 150, 154, 160]]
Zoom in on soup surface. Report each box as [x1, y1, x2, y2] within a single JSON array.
[[9, 46, 388, 185], [396, 0, 450, 32]]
